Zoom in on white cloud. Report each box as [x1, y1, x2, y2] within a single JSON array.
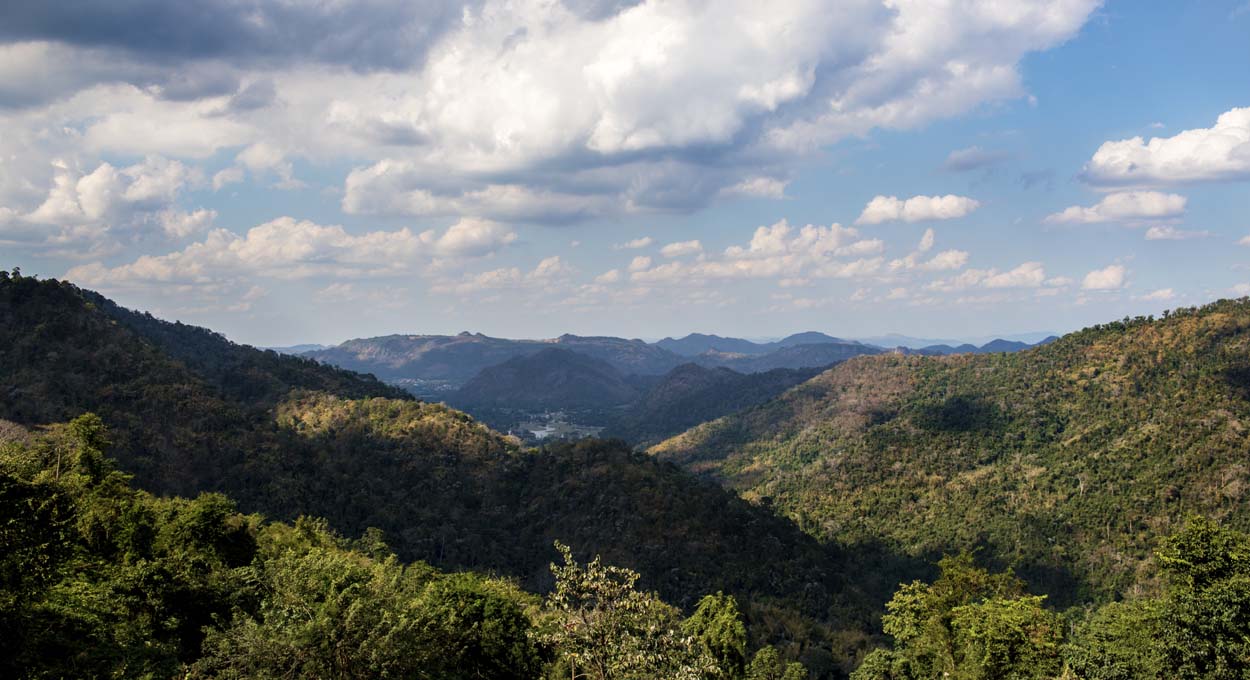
[[927, 262, 1045, 291], [66, 216, 516, 288], [531, 255, 572, 279], [1082, 107, 1250, 186], [342, 159, 616, 224], [0, 0, 1098, 233], [1139, 288, 1175, 301], [614, 236, 654, 250], [888, 228, 967, 272], [1081, 264, 1126, 290], [158, 209, 217, 238], [983, 262, 1046, 288], [432, 255, 573, 296], [1044, 191, 1186, 224], [212, 166, 245, 191], [595, 269, 622, 284], [719, 176, 789, 199], [660, 240, 703, 257], [423, 217, 517, 257], [856, 194, 981, 225], [628, 255, 653, 272], [234, 142, 304, 189], [1237, 235, 1250, 246], [629, 218, 886, 285], [11, 156, 210, 249], [917, 228, 935, 253], [1144, 225, 1208, 241]]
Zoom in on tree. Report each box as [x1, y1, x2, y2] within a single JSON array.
[[1153, 516, 1250, 679], [747, 646, 809, 680], [855, 554, 1059, 680], [684, 592, 748, 677], [542, 541, 714, 680]]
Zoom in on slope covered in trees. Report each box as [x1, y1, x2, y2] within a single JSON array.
[[653, 299, 1250, 603], [604, 363, 823, 447], [0, 415, 810, 679], [450, 347, 642, 411], [0, 273, 888, 674]]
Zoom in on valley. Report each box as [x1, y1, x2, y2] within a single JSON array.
[[5, 270, 1248, 678]]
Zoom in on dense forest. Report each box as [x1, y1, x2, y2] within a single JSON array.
[[5, 270, 1250, 678], [654, 299, 1250, 604], [0, 272, 883, 674], [0, 414, 808, 679]]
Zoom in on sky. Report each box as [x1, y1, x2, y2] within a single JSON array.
[[1, 0, 1248, 346]]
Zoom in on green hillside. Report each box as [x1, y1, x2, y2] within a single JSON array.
[[0, 273, 884, 674], [1, 415, 820, 679], [653, 300, 1250, 602], [604, 363, 822, 447]]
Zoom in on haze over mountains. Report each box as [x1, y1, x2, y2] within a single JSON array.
[[302, 329, 1054, 442]]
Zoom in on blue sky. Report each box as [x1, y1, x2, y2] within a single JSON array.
[[1, 0, 1247, 346]]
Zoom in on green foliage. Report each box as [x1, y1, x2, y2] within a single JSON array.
[[541, 541, 715, 680], [194, 522, 541, 680], [603, 364, 822, 447], [684, 592, 749, 677], [0, 418, 544, 679], [0, 275, 877, 674], [858, 555, 1060, 680], [1153, 516, 1250, 679], [747, 646, 810, 680], [654, 299, 1250, 604], [1062, 599, 1163, 680]]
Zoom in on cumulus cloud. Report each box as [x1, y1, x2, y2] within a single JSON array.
[[630, 218, 885, 284], [66, 216, 517, 288], [595, 269, 622, 284], [432, 255, 574, 296], [627, 255, 653, 272], [1139, 288, 1175, 301], [1143, 225, 1208, 241], [0, 0, 1098, 231], [889, 228, 968, 272], [3, 155, 215, 250], [342, 159, 616, 224], [1081, 264, 1126, 290], [614, 236, 653, 250], [158, 208, 216, 238], [1044, 191, 1186, 224], [1081, 107, 1250, 186], [660, 240, 702, 257], [856, 194, 981, 225], [927, 262, 1045, 291]]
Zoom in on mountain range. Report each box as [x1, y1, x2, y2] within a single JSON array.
[[6, 271, 1250, 677], [0, 273, 886, 674]]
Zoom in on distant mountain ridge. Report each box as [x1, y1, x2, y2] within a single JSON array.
[[304, 332, 686, 384], [603, 363, 823, 446], [450, 347, 641, 411], [656, 331, 854, 356]]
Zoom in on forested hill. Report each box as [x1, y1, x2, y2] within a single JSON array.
[[653, 299, 1250, 602], [0, 272, 408, 489], [0, 272, 887, 674]]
